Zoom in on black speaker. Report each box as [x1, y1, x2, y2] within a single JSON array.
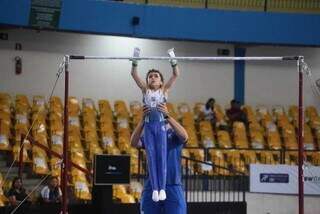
[[0, 33, 8, 40], [217, 48, 230, 56], [132, 16, 140, 26]]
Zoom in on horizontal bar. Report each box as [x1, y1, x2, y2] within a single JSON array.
[[69, 55, 301, 61]]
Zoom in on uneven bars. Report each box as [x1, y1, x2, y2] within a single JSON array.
[[69, 55, 301, 61]]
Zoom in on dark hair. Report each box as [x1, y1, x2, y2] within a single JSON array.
[[145, 69, 164, 85], [205, 98, 215, 110], [231, 99, 238, 105], [49, 176, 58, 183], [11, 177, 22, 189]]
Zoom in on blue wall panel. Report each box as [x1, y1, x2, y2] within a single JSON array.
[[1, 0, 320, 46], [0, 0, 31, 26], [234, 47, 246, 104]]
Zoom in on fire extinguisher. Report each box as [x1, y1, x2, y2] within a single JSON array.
[[14, 56, 22, 75]]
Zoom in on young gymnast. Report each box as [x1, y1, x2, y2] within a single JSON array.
[[130, 47, 180, 202]]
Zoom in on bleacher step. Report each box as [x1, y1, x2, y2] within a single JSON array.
[[0, 161, 7, 168]]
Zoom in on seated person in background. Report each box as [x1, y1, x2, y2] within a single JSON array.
[[40, 176, 62, 203], [198, 98, 216, 129], [226, 99, 248, 126], [7, 177, 32, 214]]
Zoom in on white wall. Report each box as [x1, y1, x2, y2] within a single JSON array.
[[0, 29, 234, 107], [247, 192, 320, 214], [245, 46, 320, 108], [0, 28, 319, 110]]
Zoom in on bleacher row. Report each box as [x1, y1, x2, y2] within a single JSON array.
[[124, 0, 320, 13], [0, 92, 320, 204]]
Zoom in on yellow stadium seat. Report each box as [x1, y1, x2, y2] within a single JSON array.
[[118, 134, 131, 153], [32, 95, 46, 113], [177, 103, 191, 115], [32, 155, 49, 175], [272, 105, 285, 118], [74, 180, 91, 200], [117, 117, 130, 132], [99, 99, 113, 119], [88, 144, 103, 160], [243, 105, 258, 123], [32, 119, 47, 137], [16, 94, 29, 107], [199, 120, 215, 148], [256, 105, 273, 124], [128, 181, 143, 202], [289, 105, 298, 125], [113, 184, 126, 198], [249, 122, 265, 149], [106, 146, 121, 155], [49, 96, 63, 116], [282, 123, 297, 150], [83, 107, 97, 120], [130, 101, 142, 115], [265, 123, 282, 149], [209, 150, 230, 175], [188, 148, 204, 162], [258, 151, 277, 165], [193, 102, 204, 119], [306, 106, 318, 121], [242, 150, 259, 164], [12, 145, 30, 162], [267, 0, 320, 13], [185, 127, 198, 147], [310, 116, 320, 130], [0, 110, 11, 122], [14, 123, 29, 143], [0, 92, 11, 106], [114, 100, 129, 118], [285, 152, 298, 165], [50, 119, 63, 137], [166, 102, 178, 120], [311, 152, 320, 166], [34, 133, 49, 147], [68, 97, 80, 116], [0, 194, 8, 207], [101, 133, 115, 151], [181, 112, 195, 127], [233, 122, 249, 149], [0, 135, 10, 151], [82, 98, 96, 110], [69, 115, 80, 128], [217, 130, 232, 148], [200, 133, 215, 148], [225, 150, 247, 174], [130, 101, 143, 127], [214, 104, 226, 125], [304, 124, 315, 150], [15, 111, 29, 126], [50, 158, 62, 177], [100, 121, 113, 133], [0, 120, 11, 150]]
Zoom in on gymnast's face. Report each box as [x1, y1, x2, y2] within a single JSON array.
[[147, 72, 163, 89]]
